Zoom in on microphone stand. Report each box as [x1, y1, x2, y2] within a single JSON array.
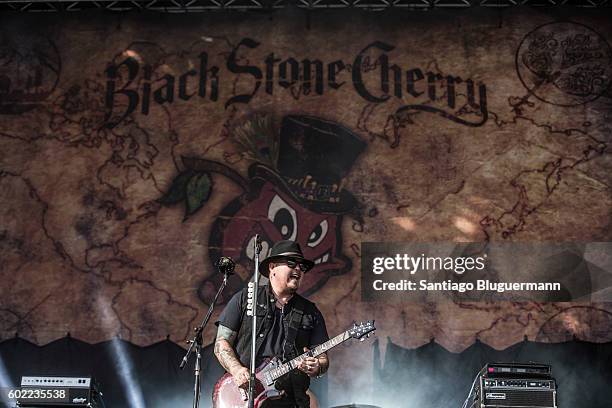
[[247, 235, 263, 408], [180, 260, 234, 408]]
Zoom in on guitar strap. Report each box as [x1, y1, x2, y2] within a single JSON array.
[[282, 296, 311, 408], [282, 296, 305, 362]]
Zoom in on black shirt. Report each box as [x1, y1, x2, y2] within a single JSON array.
[[217, 287, 329, 364]]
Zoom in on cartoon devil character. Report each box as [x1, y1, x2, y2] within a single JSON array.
[[160, 115, 366, 305]]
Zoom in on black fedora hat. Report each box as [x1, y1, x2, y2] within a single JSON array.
[[259, 240, 315, 277]]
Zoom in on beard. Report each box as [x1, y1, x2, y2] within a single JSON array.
[[286, 280, 300, 293]]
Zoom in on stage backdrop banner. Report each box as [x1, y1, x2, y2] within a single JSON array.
[[1, 9, 611, 404]]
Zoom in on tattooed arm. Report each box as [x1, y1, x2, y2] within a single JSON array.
[[214, 325, 250, 388]]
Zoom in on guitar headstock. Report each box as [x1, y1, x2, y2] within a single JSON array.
[[348, 320, 376, 340]]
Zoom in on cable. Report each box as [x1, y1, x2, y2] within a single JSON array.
[[460, 368, 482, 408]]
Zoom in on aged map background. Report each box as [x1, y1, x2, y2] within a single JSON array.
[[1, 9, 611, 401]]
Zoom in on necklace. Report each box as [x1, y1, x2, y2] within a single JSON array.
[[271, 288, 292, 309]]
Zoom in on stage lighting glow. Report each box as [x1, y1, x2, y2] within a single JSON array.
[[111, 337, 146, 408], [0, 355, 15, 407], [95, 296, 146, 408]]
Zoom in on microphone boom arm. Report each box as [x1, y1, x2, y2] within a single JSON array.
[[181, 257, 234, 408]]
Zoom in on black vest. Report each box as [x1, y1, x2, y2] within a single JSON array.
[[233, 284, 318, 368]]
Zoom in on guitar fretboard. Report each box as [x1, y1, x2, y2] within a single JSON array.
[[267, 331, 350, 381]]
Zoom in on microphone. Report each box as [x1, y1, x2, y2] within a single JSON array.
[[216, 256, 236, 275], [255, 234, 262, 255]]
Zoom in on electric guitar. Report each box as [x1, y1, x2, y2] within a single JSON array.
[[212, 320, 376, 408]]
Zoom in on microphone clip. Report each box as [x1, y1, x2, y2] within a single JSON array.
[[255, 234, 263, 255]]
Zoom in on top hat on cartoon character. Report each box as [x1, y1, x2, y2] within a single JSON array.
[[250, 115, 366, 214]]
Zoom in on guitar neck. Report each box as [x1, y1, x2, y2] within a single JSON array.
[[268, 331, 351, 381]]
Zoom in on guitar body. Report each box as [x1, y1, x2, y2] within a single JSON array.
[[212, 321, 375, 408], [213, 358, 284, 408]]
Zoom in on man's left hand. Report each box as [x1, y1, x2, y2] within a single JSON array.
[[297, 347, 321, 377]]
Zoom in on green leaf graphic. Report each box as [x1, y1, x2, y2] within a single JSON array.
[[158, 170, 195, 205], [184, 172, 212, 219]]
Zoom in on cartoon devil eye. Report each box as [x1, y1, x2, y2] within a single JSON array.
[[268, 195, 297, 241], [307, 219, 328, 248]]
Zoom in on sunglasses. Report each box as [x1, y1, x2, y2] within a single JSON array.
[[283, 259, 312, 272]]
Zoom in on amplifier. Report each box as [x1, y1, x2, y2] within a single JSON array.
[[465, 363, 557, 408], [15, 376, 101, 407], [479, 377, 557, 408], [484, 363, 551, 378]]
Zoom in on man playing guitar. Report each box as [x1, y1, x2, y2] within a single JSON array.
[[214, 240, 329, 408]]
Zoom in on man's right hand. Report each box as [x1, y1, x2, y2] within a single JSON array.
[[231, 366, 251, 389]]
